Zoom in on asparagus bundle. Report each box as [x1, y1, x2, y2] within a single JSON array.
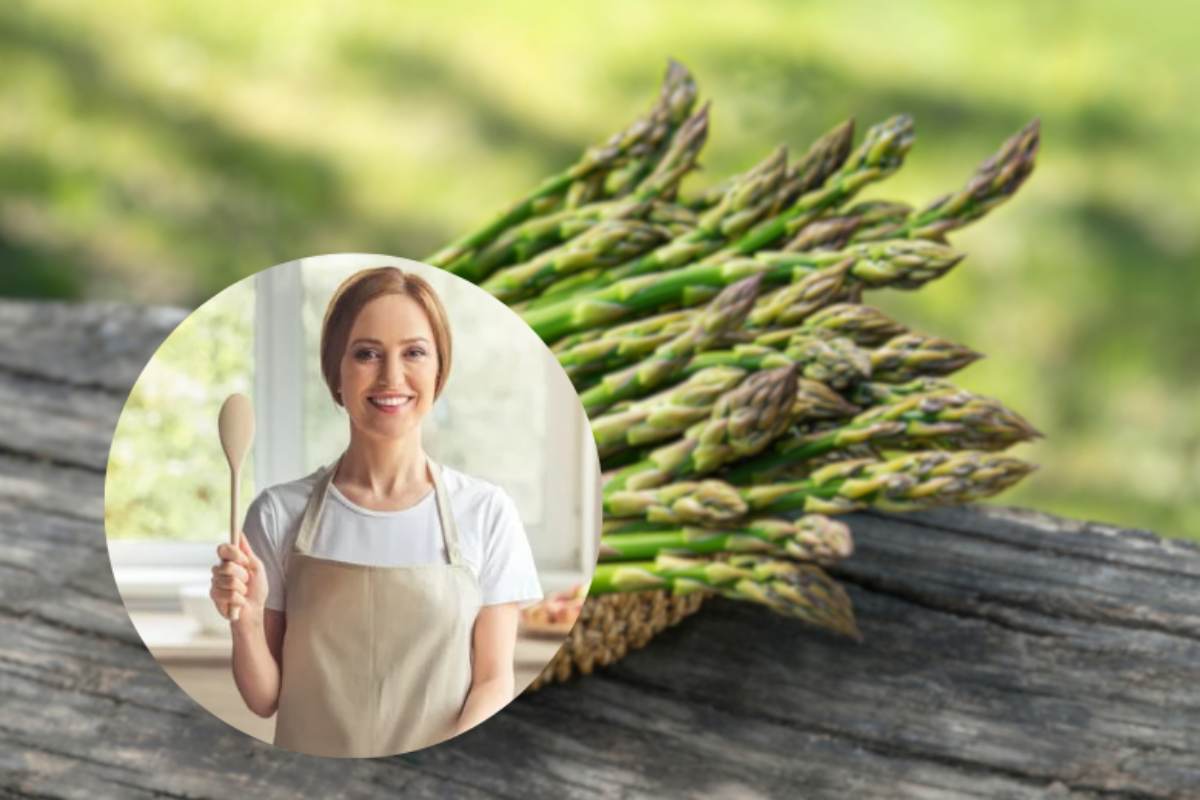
[[427, 61, 1041, 685]]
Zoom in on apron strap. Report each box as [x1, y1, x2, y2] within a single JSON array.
[[294, 457, 340, 556], [427, 460, 464, 568], [292, 453, 464, 568]]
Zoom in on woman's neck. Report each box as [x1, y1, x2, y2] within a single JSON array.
[[336, 426, 430, 502]]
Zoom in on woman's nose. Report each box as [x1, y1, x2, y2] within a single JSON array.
[[380, 352, 405, 386]]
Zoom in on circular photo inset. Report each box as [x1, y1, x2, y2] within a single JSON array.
[[104, 254, 600, 758]]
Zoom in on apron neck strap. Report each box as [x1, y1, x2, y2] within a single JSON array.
[[293, 453, 463, 567], [427, 460, 463, 567]]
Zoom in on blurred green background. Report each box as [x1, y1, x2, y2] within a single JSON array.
[[3, 0, 1196, 537]]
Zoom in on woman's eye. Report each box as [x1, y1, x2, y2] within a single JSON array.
[[354, 348, 380, 361], [406, 348, 427, 358]]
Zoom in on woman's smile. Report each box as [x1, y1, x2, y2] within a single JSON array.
[[367, 391, 418, 414]]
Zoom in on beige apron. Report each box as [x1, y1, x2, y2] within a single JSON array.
[[273, 456, 481, 758]]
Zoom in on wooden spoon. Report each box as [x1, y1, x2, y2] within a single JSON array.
[[217, 393, 254, 622]]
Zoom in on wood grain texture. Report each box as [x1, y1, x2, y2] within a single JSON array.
[[1, 299, 1196, 800]]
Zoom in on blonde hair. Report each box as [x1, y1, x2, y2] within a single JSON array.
[[319, 267, 452, 404]]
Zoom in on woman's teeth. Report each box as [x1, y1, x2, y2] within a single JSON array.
[[369, 396, 413, 408]]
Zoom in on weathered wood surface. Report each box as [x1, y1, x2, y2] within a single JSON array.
[[1, 299, 1197, 800]]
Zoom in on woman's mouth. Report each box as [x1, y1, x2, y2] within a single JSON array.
[[367, 394, 416, 414]]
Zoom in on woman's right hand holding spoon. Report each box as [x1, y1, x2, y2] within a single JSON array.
[[211, 531, 269, 625]]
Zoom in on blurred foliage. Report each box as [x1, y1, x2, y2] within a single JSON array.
[[6, 0, 1198, 537], [104, 280, 254, 539]]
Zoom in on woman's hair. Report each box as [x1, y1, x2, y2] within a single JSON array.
[[319, 267, 453, 405]]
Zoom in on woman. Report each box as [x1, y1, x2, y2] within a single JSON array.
[[209, 266, 543, 758]]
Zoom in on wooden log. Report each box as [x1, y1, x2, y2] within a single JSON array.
[[1, 299, 1197, 799]]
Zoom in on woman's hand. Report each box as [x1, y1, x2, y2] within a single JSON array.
[[210, 531, 269, 624]]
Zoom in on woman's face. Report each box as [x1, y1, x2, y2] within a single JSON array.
[[338, 293, 440, 440]]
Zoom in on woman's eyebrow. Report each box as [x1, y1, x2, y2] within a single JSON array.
[[349, 336, 431, 346]]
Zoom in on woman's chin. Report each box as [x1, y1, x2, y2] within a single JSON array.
[[350, 413, 424, 440]]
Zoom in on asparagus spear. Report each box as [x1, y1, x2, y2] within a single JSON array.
[[721, 115, 915, 258], [529, 118, 858, 305], [549, 115, 908, 308], [604, 450, 1036, 522], [593, 371, 856, 462], [845, 377, 958, 407], [575, 275, 763, 414], [724, 389, 1041, 485], [427, 60, 697, 274], [556, 263, 855, 381], [481, 219, 677, 303], [799, 303, 909, 348], [679, 334, 871, 391], [779, 119, 1040, 255], [890, 119, 1041, 242], [525, 238, 962, 343], [598, 515, 853, 563], [745, 258, 856, 328], [583, 331, 868, 417], [529, 145, 793, 304], [468, 106, 710, 280], [784, 201, 913, 251], [591, 366, 750, 457], [870, 333, 982, 382], [589, 553, 859, 639], [589, 64, 703, 202], [603, 366, 798, 492]]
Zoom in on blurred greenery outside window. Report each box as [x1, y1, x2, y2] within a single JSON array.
[[105, 279, 256, 547]]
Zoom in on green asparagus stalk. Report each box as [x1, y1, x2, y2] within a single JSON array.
[[529, 145, 793, 304], [870, 333, 982, 382], [784, 201, 913, 252], [779, 119, 1039, 255], [591, 365, 749, 457], [724, 389, 1042, 485], [679, 334, 871, 391], [530, 118, 857, 305], [468, 106, 710, 279], [427, 60, 697, 275], [593, 370, 857, 462], [588, 64, 703, 202], [604, 450, 1036, 522], [887, 118, 1041, 242], [575, 275, 763, 414], [845, 377, 958, 407], [557, 263, 854, 382], [744, 258, 856, 328], [481, 219, 678, 303], [589, 553, 860, 639], [798, 303, 909, 348], [598, 514, 853, 563], [583, 332, 867, 417], [719, 115, 915, 259], [525, 238, 962, 343], [603, 365, 798, 492]]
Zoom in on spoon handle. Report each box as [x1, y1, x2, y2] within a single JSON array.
[[229, 467, 241, 623]]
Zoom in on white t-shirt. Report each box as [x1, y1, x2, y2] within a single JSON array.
[[242, 464, 543, 611]]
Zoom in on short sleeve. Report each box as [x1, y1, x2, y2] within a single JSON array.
[[477, 489, 543, 606], [242, 490, 287, 612]]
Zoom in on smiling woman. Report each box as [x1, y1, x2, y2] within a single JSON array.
[[206, 265, 551, 757]]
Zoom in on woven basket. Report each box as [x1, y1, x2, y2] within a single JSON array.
[[526, 589, 707, 690]]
